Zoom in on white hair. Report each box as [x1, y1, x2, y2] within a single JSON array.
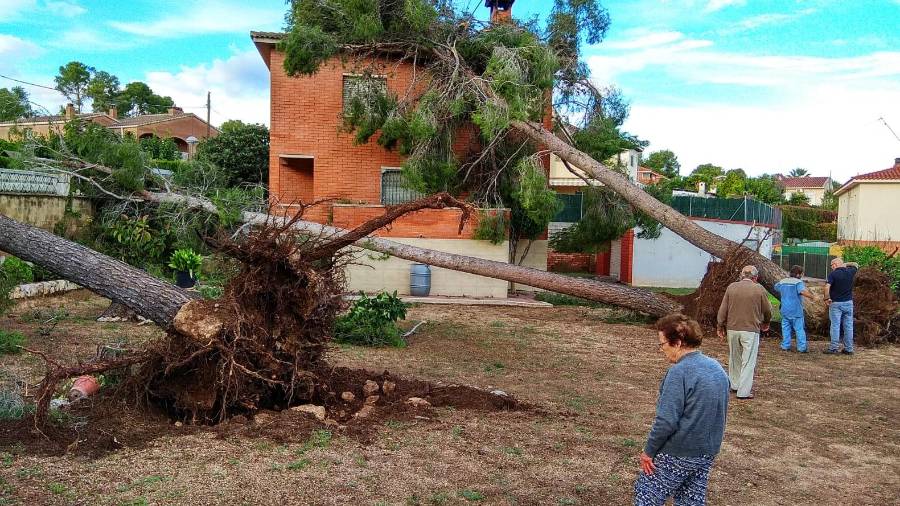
[[740, 265, 758, 279]]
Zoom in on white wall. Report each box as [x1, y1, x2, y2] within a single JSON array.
[[344, 238, 510, 298], [609, 239, 622, 280], [631, 220, 775, 288], [838, 182, 900, 242], [510, 239, 549, 292]]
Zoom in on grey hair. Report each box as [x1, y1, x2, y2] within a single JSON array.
[[740, 265, 759, 279]]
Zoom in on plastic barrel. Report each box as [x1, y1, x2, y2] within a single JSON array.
[[410, 263, 432, 296]]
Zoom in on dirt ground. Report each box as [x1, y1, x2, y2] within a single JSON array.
[[1, 291, 898, 505]]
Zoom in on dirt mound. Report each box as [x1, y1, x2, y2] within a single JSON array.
[[674, 247, 757, 328], [851, 267, 900, 347], [0, 367, 521, 457]]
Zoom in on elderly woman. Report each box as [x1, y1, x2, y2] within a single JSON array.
[[634, 314, 730, 506]]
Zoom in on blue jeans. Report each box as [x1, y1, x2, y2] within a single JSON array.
[[828, 300, 854, 352], [781, 316, 807, 352]]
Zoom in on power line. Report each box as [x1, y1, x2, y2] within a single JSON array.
[[878, 117, 900, 143], [0, 74, 58, 92]]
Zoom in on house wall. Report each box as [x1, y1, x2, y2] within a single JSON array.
[[124, 114, 218, 145], [549, 149, 640, 186], [784, 187, 825, 206], [631, 219, 775, 288], [837, 182, 900, 244], [0, 194, 93, 231], [344, 238, 510, 297], [511, 239, 548, 292]]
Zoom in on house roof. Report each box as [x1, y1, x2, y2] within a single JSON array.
[[779, 176, 830, 189], [0, 113, 106, 126], [1, 110, 219, 135], [638, 167, 667, 177], [834, 163, 900, 196], [250, 31, 285, 41]]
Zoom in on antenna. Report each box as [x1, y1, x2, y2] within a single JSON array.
[[878, 117, 900, 143]]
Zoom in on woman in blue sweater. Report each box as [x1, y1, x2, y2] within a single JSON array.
[[634, 314, 730, 506]]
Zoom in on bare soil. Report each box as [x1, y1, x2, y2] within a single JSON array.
[[1, 292, 898, 505]]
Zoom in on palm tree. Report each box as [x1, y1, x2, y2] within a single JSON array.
[[789, 168, 809, 177]]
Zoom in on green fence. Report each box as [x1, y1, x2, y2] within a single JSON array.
[[671, 195, 781, 226]]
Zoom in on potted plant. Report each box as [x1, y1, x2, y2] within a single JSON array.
[[168, 249, 203, 288]]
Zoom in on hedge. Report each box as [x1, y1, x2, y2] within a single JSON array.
[[780, 205, 837, 241]]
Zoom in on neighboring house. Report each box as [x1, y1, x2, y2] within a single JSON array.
[[637, 167, 667, 186], [776, 175, 832, 205], [0, 104, 218, 159], [249, 0, 548, 298], [835, 158, 900, 250]]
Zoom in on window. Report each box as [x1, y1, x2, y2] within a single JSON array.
[[343, 75, 387, 115], [381, 168, 422, 205]]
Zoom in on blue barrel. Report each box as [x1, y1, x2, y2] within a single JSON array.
[[410, 263, 431, 296]]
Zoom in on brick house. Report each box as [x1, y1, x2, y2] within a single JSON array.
[[776, 175, 832, 206], [250, 0, 548, 297], [637, 167, 667, 186], [0, 104, 218, 158]]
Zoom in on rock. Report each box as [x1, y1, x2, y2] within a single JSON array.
[[406, 397, 431, 408], [323, 418, 339, 427], [363, 380, 380, 397], [341, 391, 356, 402], [173, 300, 225, 343], [354, 404, 376, 419], [365, 395, 380, 405], [490, 389, 508, 397], [174, 421, 183, 427], [290, 404, 327, 421], [382, 380, 396, 395]]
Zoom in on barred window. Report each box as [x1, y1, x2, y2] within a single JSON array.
[[381, 169, 422, 205], [342, 75, 387, 115]]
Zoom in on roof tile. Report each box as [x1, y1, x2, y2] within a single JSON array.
[[779, 176, 830, 188]]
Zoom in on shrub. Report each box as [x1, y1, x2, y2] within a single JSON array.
[[0, 257, 34, 315], [333, 291, 409, 347], [843, 246, 900, 291], [780, 205, 837, 241], [0, 330, 25, 355]]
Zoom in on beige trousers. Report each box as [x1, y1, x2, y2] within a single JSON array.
[[727, 330, 759, 398]]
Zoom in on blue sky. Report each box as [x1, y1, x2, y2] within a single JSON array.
[[2, 0, 899, 181]]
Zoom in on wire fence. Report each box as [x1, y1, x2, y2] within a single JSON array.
[[671, 195, 781, 227]]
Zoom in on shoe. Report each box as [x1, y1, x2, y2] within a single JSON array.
[[823, 349, 839, 354], [841, 350, 854, 355], [737, 394, 754, 400]]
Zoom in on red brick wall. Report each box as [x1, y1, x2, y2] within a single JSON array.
[[547, 251, 594, 272], [332, 205, 484, 239]]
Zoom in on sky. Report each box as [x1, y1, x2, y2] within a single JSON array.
[[1, 0, 899, 182]]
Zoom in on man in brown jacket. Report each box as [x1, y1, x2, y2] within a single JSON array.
[[717, 265, 773, 399]]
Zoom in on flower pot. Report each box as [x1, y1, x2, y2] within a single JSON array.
[[175, 270, 196, 288], [69, 375, 100, 401]]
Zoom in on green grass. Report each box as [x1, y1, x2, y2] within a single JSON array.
[[0, 331, 25, 355], [643, 286, 697, 296], [458, 489, 485, 502], [534, 292, 608, 309]]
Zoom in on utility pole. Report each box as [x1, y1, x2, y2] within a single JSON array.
[[206, 91, 211, 138]]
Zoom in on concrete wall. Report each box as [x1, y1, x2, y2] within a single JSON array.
[[344, 238, 510, 298], [511, 239, 548, 292], [838, 182, 900, 243], [0, 194, 93, 230], [631, 219, 775, 288], [785, 187, 826, 206]]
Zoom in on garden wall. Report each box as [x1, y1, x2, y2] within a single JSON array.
[[0, 194, 93, 231]]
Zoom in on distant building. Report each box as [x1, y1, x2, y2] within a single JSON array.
[[0, 104, 218, 159], [835, 158, 900, 250], [637, 167, 668, 186], [776, 175, 832, 206]]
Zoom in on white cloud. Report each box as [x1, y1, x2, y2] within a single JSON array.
[[705, 0, 745, 13], [0, 0, 36, 21], [108, 1, 282, 38], [50, 28, 138, 51], [144, 49, 270, 126], [719, 8, 817, 34], [591, 32, 900, 180], [44, 0, 84, 17], [0, 34, 42, 74]]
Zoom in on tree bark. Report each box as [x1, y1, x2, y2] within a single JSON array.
[[0, 214, 195, 328], [141, 193, 682, 316], [509, 120, 829, 327]]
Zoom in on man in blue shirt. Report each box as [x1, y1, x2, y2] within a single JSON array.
[[775, 265, 814, 352], [824, 257, 859, 355]]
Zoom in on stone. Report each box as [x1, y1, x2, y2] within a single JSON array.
[[365, 395, 380, 405], [363, 380, 380, 397], [341, 391, 356, 402], [323, 418, 339, 427], [405, 397, 431, 408], [290, 404, 327, 421], [490, 389, 508, 397], [173, 300, 224, 343], [174, 421, 183, 427], [382, 380, 396, 395], [354, 404, 375, 419]]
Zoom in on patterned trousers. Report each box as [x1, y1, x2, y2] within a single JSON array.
[[634, 454, 715, 506]]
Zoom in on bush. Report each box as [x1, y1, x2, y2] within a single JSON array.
[[333, 291, 409, 347], [1, 257, 34, 314], [843, 246, 900, 291], [168, 248, 203, 278], [781, 205, 837, 241], [0, 330, 25, 355]]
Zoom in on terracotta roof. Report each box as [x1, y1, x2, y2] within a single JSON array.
[[0, 113, 102, 126], [113, 114, 176, 127], [250, 31, 285, 41], [779, 176, 830, 189], [834, 163, 900, 196]]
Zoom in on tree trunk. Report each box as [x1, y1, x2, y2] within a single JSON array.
[[146, 195, 681, 316], [0, 214, 194, 328], [510, 120, 829, 327]]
